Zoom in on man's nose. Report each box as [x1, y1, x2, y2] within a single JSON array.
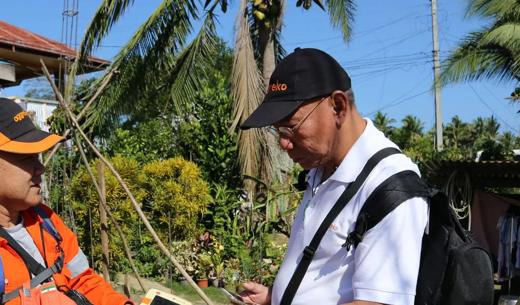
[[279, 137, 293, 151]]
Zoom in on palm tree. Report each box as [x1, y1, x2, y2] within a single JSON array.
[[394, 115, 424, 149], [441, 0, 520, 85], [498, 131, 517, 158], [483, 115, 500, 139], [74, 0, 357, 194], [444, 115, 469, 149], [372, 111, 396, 137], [402, 115, 424, 135]]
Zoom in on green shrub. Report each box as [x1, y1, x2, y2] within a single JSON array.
[[140, 157, 211, 241], [66, 155, 211, 278]]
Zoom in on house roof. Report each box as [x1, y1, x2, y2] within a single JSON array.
[[0, 20, 110, 87], [423, 159, 520, 188]]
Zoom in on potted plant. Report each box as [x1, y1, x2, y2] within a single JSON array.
[[195, 251, 212, 288]]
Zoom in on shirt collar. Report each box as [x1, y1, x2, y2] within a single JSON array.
[[326, 118, 398, 184]]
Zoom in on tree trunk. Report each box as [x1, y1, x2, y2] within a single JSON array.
[[257, 6, 293, 185], [261, 34, 276, 89]]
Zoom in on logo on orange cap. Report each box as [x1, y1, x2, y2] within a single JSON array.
[[13, 111, 29, 123]]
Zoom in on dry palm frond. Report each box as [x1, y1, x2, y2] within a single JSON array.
[[231, 0, 274, 195]]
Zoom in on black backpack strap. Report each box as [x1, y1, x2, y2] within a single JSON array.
[[31, 206, 62, 244], [0, 228, 47, 276], [0, 210, 65, 304], [0, 255, 64, 304], [280, 147, 401, 305], [342, 170, 430, 251]]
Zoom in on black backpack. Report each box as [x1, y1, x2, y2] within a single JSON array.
[[280, 148, 494, 305]]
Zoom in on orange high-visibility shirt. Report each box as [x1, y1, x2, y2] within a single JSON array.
[[0, 204, 132, 305]]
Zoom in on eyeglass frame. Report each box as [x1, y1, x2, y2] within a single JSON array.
[[268, 95, 328, 139]]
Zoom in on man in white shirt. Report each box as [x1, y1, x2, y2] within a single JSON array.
[[239, 48, 428, 305]]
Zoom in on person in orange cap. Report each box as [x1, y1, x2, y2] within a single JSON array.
[[0, 98, 133, 305]]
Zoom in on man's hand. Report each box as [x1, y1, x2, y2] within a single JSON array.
[[239, 282, 271, 305]]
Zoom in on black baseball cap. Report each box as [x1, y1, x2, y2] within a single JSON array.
[[240, 48, 351, 129], [0, 98, 63, 154]]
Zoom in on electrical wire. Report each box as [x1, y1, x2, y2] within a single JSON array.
[[284, 11, 430, 47], [365, 88, 432, 116], [468, 84, 519, 133], [442, 170, 473, 229]]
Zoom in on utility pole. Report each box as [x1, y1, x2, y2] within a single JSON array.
[[431, 0, 443, 151]]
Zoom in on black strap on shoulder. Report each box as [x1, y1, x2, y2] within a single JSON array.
[[342, 170, 431, 251], [279, 147, 401, 305], [0, 213, 65, 304], [0, 228, 46, 276], [0, 255, 63, 304]]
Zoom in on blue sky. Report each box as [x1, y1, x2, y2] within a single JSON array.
[[0, 0, 518, 134]]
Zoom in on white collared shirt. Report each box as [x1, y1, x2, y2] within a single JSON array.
[[271, 119, 428, 305]]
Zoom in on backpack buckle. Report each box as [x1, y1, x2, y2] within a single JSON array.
[[342, 232, 362, 251], [302, 246, 316, 259]]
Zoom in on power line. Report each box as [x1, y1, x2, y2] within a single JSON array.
[[364, 72, 431, 115], [344, 55, 433, 71], [481, 83, 516, 114], [349, 28, 431, 63], [468, 84, 519, 133], [366, 88, 431, 117], [284, 11, 430, 47]]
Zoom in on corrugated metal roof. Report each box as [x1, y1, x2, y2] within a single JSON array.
[[423, 159, 520, 188], [0, 20, 108, 65], [0, 20, 110, 87]]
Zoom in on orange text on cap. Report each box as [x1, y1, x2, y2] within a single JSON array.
[[13, 112, 29, 122], [270, 81, 288, 92]]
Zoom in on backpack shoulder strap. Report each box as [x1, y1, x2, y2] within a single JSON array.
[[31, 206, 62, 243], [0, 207, 65, 304], [0, 255, 4, 296], [280, 147, 401, 305], [343, 170, 430, 250]]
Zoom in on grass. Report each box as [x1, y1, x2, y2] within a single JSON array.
[[163, 281, 231, 305]]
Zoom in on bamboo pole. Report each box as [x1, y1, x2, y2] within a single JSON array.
[[98, 162, 111, 282], [44, 71, 115, 166], [74, 133, 146, 292], [41, 60, 215, 305]]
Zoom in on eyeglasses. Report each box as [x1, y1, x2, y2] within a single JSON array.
[[268, 96, 328, 139]]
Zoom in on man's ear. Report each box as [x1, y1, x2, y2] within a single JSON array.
[[330, 90, 349, 124]]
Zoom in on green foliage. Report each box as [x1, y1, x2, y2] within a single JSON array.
[[106, 120, 177, 163], [372, 112, 519, 165], [441, 0, 520, 88], [174, 58, 240, 188], [66, 155, 211, 278], [207, 177, 300, 286], [140, 157, 212, 241], [66, 156, 144, 274]]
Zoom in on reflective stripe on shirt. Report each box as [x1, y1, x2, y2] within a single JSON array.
[[67, 249, 89, 278]]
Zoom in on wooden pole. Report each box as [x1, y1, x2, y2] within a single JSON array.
[[98, 161, 111, 282], [41, 60, 214, 305]]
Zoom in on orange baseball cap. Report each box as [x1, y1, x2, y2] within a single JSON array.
[[0, 98, 63, 154]]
